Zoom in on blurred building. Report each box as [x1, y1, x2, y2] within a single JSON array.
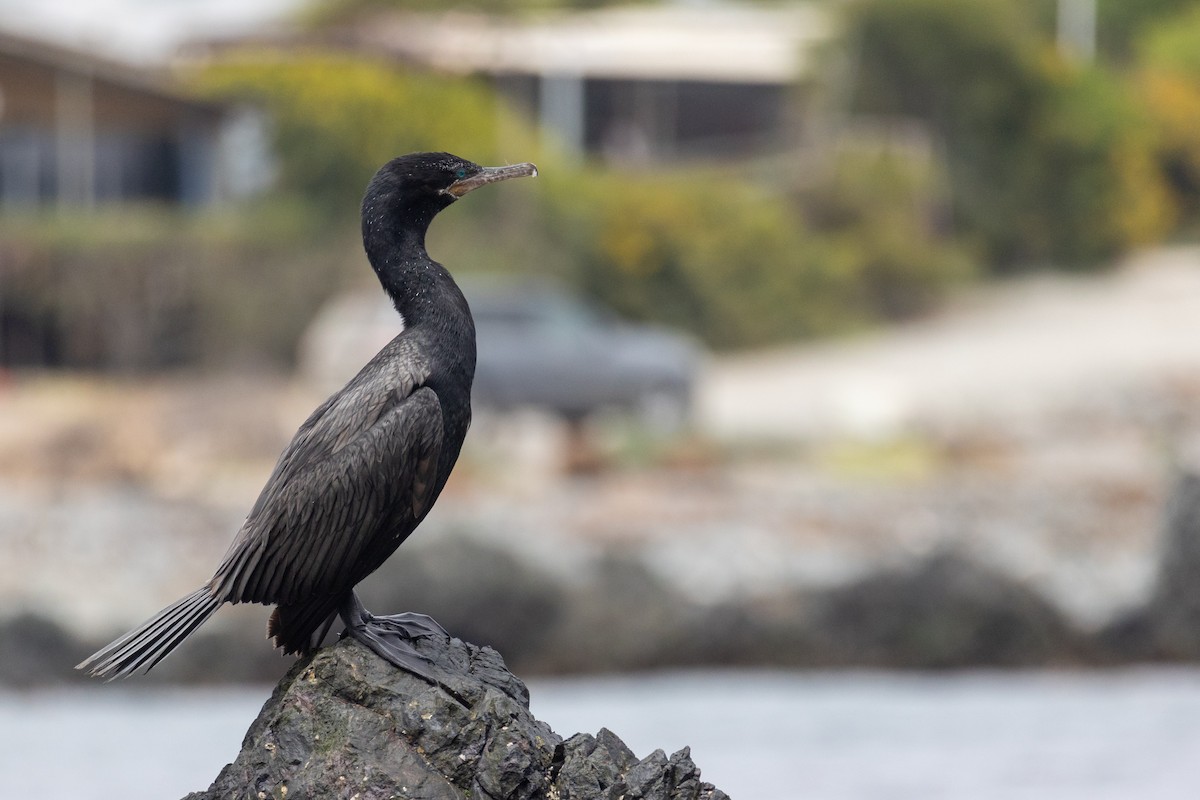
[[365, 4, 828, 163], [190, 2, 830, 165], [0, 27, 241, 208]]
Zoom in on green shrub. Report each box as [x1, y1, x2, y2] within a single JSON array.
[[538, 159, 970, 349], [801, 148, 974, 318], [1013, 61, 1173, 263], [1097, 0, 1200, 61], [1135, 7, 1200, 224], [194, 52, 532, 217], [0, 205, 348, 370], [184, 47, 978, 352], [841, 0, 1172, 269]]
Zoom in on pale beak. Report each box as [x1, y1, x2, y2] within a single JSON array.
[[445, 162, 538, 198]]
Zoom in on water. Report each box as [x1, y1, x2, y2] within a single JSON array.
[[4, 669, 1200, 800]]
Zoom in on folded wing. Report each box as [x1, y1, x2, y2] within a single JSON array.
[[212, 380, 444, 608]]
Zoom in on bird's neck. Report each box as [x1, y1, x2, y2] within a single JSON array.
[[365, 226, 473, 338]]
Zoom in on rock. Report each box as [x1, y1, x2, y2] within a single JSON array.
[[555, 729, 718, 800], [1125, 468, 1200, 659], [539, 553, 699, 673], [183, 634, 728, 800], [0, 612, 94, 687], [807, 551, 1085, 668]]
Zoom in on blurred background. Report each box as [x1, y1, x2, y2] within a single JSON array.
[[4, 0, 1200, 797]]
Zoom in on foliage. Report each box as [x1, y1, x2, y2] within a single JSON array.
[[841, 0, 1172, 269], [801, 150, 976, 318], [1134, 6, 1200, 219], [1096, 0, 1200, 61], [306, 0, 649, 20], [193, 53, 530, 217], [1007, 61, 1174, 261], [537, 156, 971, 349], [13, 3, 1200, 374], [564, 171, 857, 346], [0, 165, 958, 366], [0, 205, 350, 370], [1136, 3, 1200, 75], [188, 48, 971, 351]]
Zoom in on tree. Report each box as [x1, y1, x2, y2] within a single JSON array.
[[194, 53, 528, 216], [1096, 0, 1199, 61], [1134, 5, 1200, 220], [842, 0, 1171, 268]]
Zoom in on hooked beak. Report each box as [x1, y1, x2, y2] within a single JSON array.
[[445, 162, 538, 198]]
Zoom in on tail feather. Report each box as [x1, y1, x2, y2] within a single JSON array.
[[77, 587, 222, 680], [97, 590, 205, 667], [104, 591, 214, 676]]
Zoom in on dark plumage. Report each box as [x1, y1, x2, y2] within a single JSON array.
[[79, 152, 537, 681]]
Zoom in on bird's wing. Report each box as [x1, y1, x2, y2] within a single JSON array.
[[210, 366, 444, 606], [249, 344, 428, 506]]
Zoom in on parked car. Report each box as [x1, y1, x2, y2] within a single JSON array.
[[301, 279, 700, 431], [467, 280, 700, 428]]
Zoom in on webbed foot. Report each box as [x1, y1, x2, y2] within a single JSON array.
[[367, 610, 449, 640], [338, 592, 454, 691]]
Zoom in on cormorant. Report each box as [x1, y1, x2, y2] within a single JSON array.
[[78, 152, 538, 682]]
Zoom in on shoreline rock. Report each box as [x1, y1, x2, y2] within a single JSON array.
[[10, 468, 1200, 686], [183, 635, 729, 800]]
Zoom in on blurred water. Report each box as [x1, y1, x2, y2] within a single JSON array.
[[3, 669, 1200, 800]]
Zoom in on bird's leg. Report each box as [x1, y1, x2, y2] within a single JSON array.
[[337, 591, 451, 686], [341, 591, 450, 638]]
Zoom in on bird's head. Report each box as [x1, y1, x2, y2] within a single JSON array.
[[362, 152, 537, 242]]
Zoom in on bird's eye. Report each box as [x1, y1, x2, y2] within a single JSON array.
[[455, 168, 467, 178]]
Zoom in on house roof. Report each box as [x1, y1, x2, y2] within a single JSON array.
[[346, 3, 828, 85], [0, 26, 222, 113]]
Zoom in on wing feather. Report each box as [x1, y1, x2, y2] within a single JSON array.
[[211, 350, 443, 605]]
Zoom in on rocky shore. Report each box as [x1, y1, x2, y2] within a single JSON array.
[[183, 634, 727, 800], [4, 462, 1199, 687], [5, 251, 1200, 686]]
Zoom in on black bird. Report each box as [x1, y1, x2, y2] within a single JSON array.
[[78, 152, 538, 682]]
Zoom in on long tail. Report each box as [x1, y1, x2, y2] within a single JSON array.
[[76, 587, 223, 680]]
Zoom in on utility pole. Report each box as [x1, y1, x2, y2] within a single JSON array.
[[1058, 0, 1097, 63]]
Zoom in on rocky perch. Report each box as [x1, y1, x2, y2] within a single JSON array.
[[183, 634, 728, 800]]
